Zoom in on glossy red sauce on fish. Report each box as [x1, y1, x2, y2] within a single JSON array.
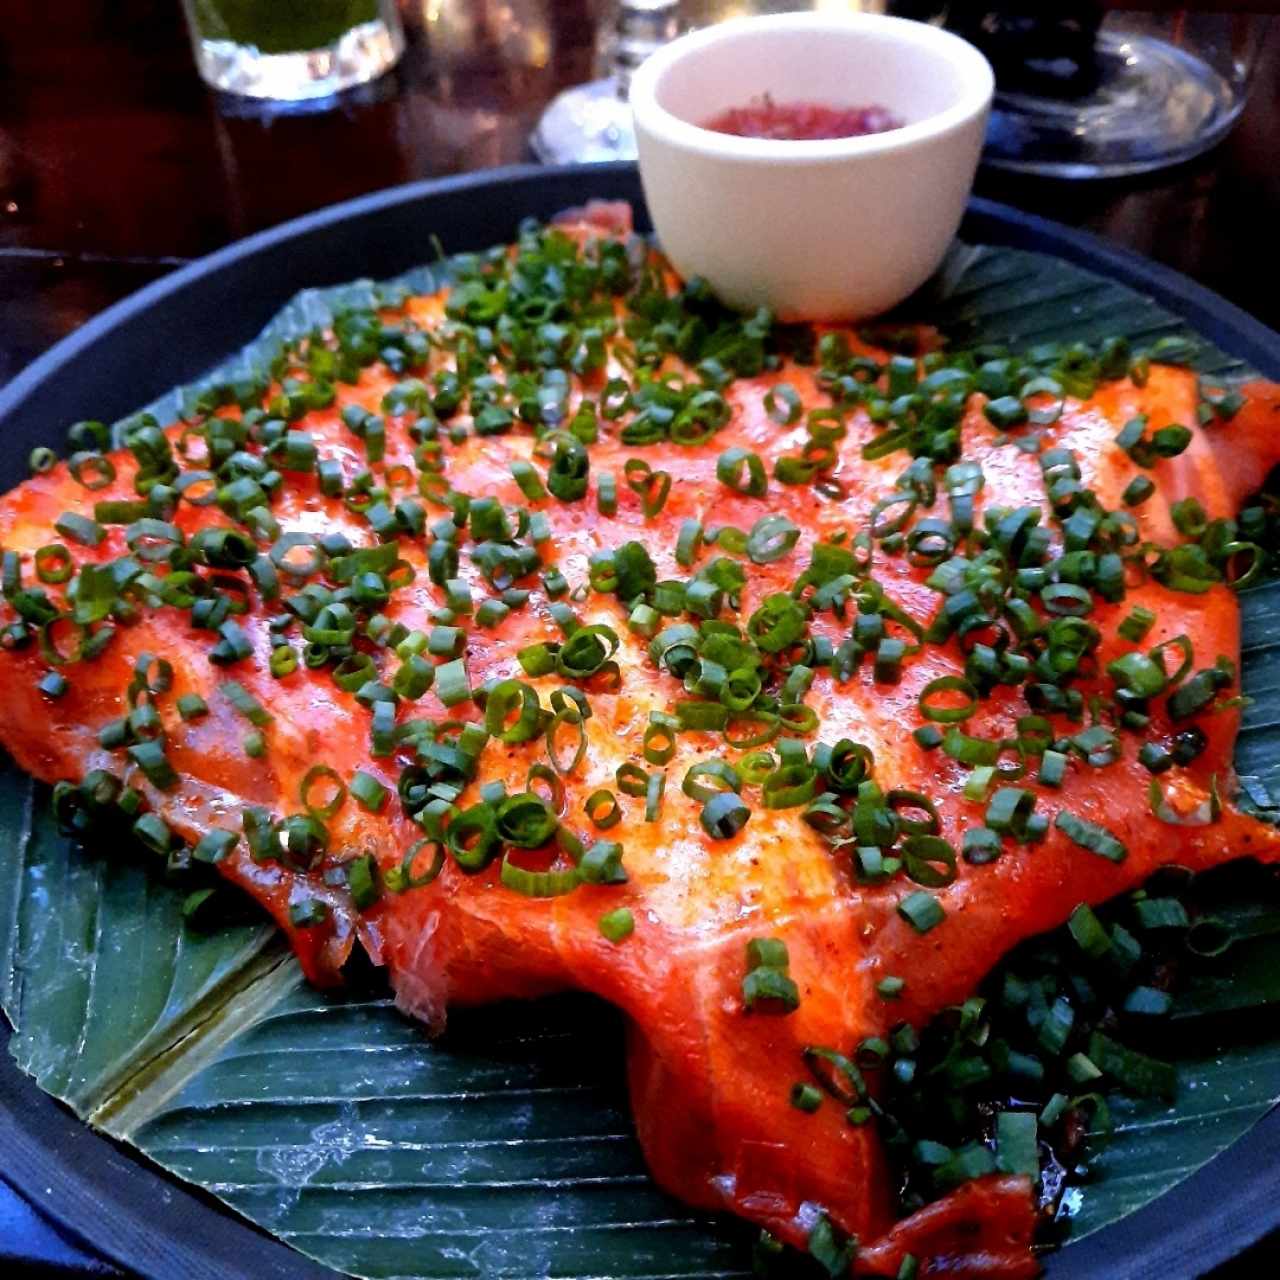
[[1, 200, 1279, 1277]]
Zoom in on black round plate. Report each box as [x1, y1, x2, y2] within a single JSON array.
[[0, 162, 1277, 1280]]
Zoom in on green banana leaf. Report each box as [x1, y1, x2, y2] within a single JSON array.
[[2, 241, 1279, 1280]]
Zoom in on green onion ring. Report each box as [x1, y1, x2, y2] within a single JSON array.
[[546, 707, 587, 775], [388, 838, 446, 892], [643, 721, 676, 764], [586, 789, 621, 829], [69, 451, 116, 491], [616, 762, 649, 797], [484, 678, 543, 745], [725, 710, 780, 749], [499, 854, 581, 898], [300, 764, 347, 820], [918, 675, 979, 724], [1149, 633, 1194, 688], [900, 834, 958, 887], [738, 751, 777, 786], [1021, 375, 1064, 425], [525, 762, 565, 815], [886, 788, 940, 836], [39, 615, 86, 666], [682, 759, 741, 802], [34, 544, 73, 585], [762, 764, 819, 809], [496, 792, 558, 849], [446, 805, 502, 872]]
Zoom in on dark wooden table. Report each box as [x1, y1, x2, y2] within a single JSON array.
[[3, 1, 1279, 396], [1, 1, 1277, 1276]]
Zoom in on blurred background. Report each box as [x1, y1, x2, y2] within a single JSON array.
[[1, 2, 1278, 391]]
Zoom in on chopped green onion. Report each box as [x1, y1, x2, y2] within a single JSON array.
[[700, 791, 750, 839], [499, 855, 580, 898], [37, 671, 69, 698], [289, 898, 330, 928], [434, 658, 471, 707], [1118, 606, 1156, 643], [682, 759, 741, 802], [746, 514, 800, 565], [350, 769, 389, 813], [764, 383, 802, 425], [984, 395, 1028, 429], [385, 838, 446, 893], [1087, 1030, 1175, 1098], [624, 460, 671, 518], [194, 828, 237, 864], [918, 675, 978, 724], [898, 890, 945, 933], [1123, 986, 1172, 1017], [1067, 903, 1111, 958], [742, 967, 800, 1014], [1122, 475, 1155, 506], [676, 519, 703, 567], [578, 838, 626, 884], [545, 706, 587, 776], [510, 460, 546, 501], [995, 1111, 1039, 1178], [34, 544, 73, 585], [1038, 750, 1068, 788], [1151, 423, 1192, 457], [599, 907, 635, 943], [596, 472, 617, 516], [962, 825, 1002, 865], [29, 446, 58, 474], [221, 679, 271, 726], [209, 619, 253, 665], [300, 765, 346, 820], [496, 792, 558, 849], [132, 812, 172, 855], [985, 786, 1036, 838], [1134, 896, 1190, 930], [345, 853, 381, 910], [807, 1214, 856, 1278], [1055, 810, 1127, 863], [54, 512, 105, 547], [790, 1082, 823, 1113], [716, 447, 767, 497], [586, 789, 621, 829], [484, 678, 543, 744], [127, 738, 178, 790]]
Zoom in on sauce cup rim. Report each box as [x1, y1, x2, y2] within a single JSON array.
[[630, 11, 995, 164]]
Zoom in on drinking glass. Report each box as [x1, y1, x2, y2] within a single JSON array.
[[182, 0, 405, 103], [531, 1, 681, 164], [933, 4, 1274, 177]]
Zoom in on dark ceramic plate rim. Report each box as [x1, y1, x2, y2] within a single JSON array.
[[0, 162, 1276, 1280]]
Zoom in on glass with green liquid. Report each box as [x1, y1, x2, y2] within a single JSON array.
[[182, 0, 404, 102]]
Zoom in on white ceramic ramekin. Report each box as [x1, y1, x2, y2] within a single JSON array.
[[630, 12, 994, 322]]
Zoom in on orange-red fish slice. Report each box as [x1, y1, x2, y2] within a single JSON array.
[[2, 214, 1279, 1275]]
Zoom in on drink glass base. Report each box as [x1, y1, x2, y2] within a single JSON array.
[[191, 18, 404, 102], [531, 78, 638, 165], [983, 32, 1247, 179]]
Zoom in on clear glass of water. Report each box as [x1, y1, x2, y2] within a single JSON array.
[[182, 0, 405, 103]]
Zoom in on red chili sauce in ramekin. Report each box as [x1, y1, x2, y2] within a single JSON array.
[[703, 94, 903, 141]]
